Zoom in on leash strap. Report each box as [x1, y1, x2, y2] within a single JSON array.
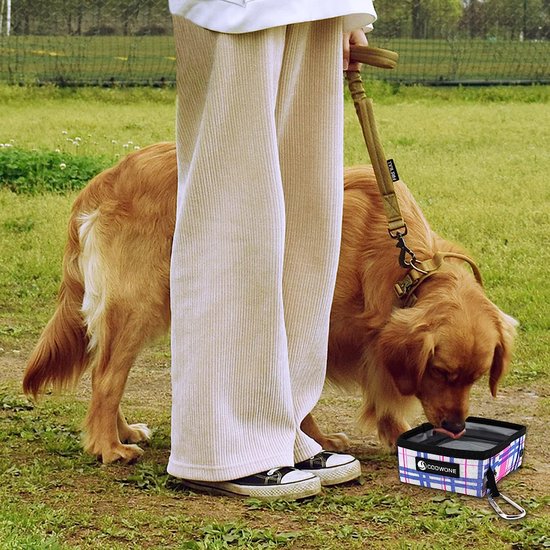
[[348, 45, 399, 70], [347, 46, 483, 306], [347, 46, 405, 237], [345, 68, 407, 238]]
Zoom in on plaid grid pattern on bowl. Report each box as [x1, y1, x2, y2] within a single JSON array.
[[397, 419, 525, 498]]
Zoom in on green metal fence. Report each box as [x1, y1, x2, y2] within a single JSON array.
[[1, 0, 549, 86]]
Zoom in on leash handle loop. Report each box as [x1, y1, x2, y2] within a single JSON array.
[[349, 45, 399, 70]]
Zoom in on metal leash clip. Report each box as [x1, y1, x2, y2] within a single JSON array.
[[394, 233, 428, 274]]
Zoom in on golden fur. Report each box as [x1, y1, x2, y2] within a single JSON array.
[[23, 142, 516, 463]]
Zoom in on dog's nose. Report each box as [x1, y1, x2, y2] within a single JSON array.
[[441, 419, 466, 435]]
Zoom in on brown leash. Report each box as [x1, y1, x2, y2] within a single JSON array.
[[347, 46, 483, 307]]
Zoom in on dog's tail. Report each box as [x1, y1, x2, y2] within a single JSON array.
[[23, 207, 90, 399]]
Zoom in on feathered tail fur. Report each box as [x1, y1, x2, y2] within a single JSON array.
[[23, 193, 92, 398]]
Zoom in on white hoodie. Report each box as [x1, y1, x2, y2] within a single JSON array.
[[169, 0, 376, 34]]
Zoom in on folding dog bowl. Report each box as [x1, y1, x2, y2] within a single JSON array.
[[397, 417, 526, 519]]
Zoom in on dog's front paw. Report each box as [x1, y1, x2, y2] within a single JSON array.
[[121, 423, 152, 444], [101, 443, 145, 464], [377, 416, 409, 451], [84, 434, 146, 464], [319, 432, 351, 452]]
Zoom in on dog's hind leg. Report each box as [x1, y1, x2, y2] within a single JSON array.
[[83, 310, 151, 464], [77, 203, 170, 463]]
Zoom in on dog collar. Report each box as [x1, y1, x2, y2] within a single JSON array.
[[394, 251, 483, 308]]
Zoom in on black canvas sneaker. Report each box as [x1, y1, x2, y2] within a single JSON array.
[[295, 451, 362, 486], [181, 466, 321, 501]]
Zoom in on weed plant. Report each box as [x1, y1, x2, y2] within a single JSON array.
[[0, 147, 108, 194]]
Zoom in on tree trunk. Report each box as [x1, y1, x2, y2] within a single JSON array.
[[412, 0, 423, 38]]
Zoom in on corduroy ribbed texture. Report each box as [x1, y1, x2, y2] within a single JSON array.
[[168, 16, 344, 482]]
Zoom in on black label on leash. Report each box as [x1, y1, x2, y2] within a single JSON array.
[[415, 457, 460, 478], [387, 159, 399, 182]]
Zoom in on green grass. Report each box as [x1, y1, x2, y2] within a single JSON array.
[[1, 385, 549, 549], [0, 192, 72, 339], [370, 38, 550, 83], [1, 36, 549, 85], [0, 85, 175, 157], [1, 82, 548, 378], [344, 94, 550, 387], [0, 85, 549, 548], [0, 35, 176, 85], [0, 148, 108, 194]]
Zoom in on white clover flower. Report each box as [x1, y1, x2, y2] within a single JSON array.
[[123, 143, 129, 149], [62, 130, 68, 135], [134, 146, 140, 150], [59, 163, 67, 170]]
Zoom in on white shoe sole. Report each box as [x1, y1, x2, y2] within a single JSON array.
[[303, 458, 362, 486], [181, 475, 321, 501]]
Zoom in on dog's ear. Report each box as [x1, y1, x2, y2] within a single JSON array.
[[489, 310, 518, 397], [378, 310, 435, 396]]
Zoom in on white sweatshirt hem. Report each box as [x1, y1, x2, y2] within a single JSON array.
[[169, 0, 376, 33]]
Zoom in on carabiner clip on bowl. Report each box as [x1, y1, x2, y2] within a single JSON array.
[[486, 468, 526, 520]]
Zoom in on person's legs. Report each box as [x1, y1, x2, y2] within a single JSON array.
[[169, 17, 298, 482], [169, 16, 360, 495]]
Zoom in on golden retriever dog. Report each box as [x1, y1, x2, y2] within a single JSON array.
[[23, 142, 517, 464]]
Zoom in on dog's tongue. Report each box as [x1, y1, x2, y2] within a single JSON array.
[[433, 427, 466, 440]]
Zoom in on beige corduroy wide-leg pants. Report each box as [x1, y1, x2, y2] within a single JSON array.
[[168, 15, 344, 482]]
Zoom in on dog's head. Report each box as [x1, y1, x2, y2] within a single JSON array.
[[377, 276, 517, 437]]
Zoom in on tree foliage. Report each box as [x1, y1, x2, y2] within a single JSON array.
[[371, 0, 548, 40], [4, 0, 550, 39]]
